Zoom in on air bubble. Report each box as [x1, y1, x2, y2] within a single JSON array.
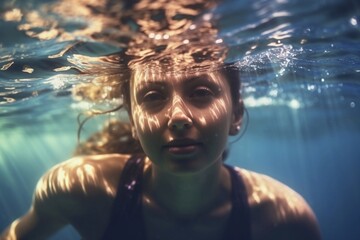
[[350, 17, 358, 26]]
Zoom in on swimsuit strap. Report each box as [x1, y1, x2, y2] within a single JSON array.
[[224, 165, 252, 240], [102, 154, 146, 240], [102, 158, 252, 240]]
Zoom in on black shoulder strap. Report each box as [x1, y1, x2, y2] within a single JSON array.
[[102, 159, 251, 240], [224, 165, 252, 240], [102, 154, 146, 240]]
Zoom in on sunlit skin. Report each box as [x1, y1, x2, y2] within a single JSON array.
[[130, 67, 234, 174], [129, 68, 239, 239], [0, 0, 322, 238], [1, 69, 321, 240]]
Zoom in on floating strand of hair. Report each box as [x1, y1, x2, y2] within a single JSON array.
[[77, 104, 124, 143]]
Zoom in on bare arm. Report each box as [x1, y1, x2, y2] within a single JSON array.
[[1, 204, 67, 240], [1, 154, 127, 240], [0, 165, 75, 240], [1, 188, 70, 240]]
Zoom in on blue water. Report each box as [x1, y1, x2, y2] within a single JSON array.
[[1, 0, 360, 239]]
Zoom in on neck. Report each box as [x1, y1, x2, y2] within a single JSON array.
[[143, 159, 231, 221]]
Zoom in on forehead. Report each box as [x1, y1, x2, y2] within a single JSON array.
[[130, 67, 227, 89]]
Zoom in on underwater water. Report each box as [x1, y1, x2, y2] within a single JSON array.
[[0, 0, 360, 239]]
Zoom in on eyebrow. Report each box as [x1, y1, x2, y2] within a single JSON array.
[[182, 75, 224, 91], [134, 81, 167, 93], [134, 74, 219, 92]]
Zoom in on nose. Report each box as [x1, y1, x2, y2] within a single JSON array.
[[167, 96, 193, 131]]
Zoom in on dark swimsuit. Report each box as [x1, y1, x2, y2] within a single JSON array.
[[102, 155, 252, 240]]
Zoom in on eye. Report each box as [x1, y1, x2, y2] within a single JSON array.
[[190, 86, 214, 99], [142, 90, 166, 103]]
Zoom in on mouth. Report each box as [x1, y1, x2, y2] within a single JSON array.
[[163, 139, 202, 155]]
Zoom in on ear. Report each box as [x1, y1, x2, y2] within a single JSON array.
[[229, 100, 244, 136]]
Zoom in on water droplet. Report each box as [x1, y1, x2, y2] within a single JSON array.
[[350, 102, 356, 108], [279, 68, 285, 76], [350, 17, 358, 26], [203, 13, 212, 21], [215, 39, 223, 44], [183, 39, 189, 44], [289, 99, 300, 109], [307, 84, 315, 91]]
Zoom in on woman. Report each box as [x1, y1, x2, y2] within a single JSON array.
[[1, 63, 321, 240], [1, 0, 321, 239]]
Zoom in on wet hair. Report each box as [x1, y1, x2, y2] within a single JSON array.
[[74, 63, 243, 158]]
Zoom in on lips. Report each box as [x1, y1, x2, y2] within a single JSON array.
[[163, 138, 202, 155]]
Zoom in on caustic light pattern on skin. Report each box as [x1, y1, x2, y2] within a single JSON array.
[[130, 70, 231, 134]]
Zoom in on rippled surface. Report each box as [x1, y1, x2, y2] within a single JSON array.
[[1, 0, 359, 117], [1, 0, 360, 239]]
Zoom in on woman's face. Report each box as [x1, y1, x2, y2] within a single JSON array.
[[130, 68, 239, 173]]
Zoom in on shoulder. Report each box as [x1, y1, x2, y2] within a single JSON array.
[[33, 154, 130, 212], [35, 153, 130, 200], [1, 154, 132, 239], [235, 168, 321, 240]]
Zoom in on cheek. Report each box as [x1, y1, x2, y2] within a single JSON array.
[[131, 106, 164, 161], [195, 98, 231, 127], [194, 98, 232, 153], [131, 106, 161, 133]]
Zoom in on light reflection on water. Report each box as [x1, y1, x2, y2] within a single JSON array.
[[0, 0, 360, 239], [1, 0, 358, 113]]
